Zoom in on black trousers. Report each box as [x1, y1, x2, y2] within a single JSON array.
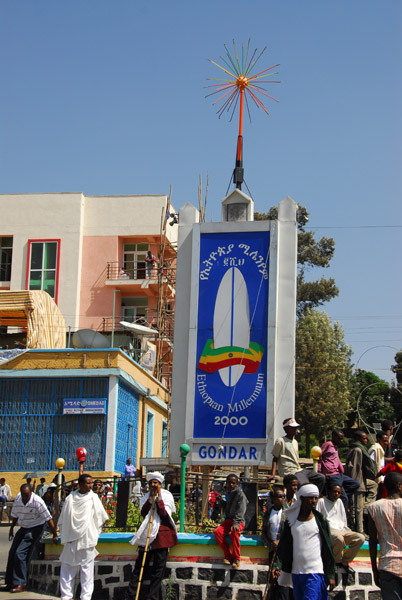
[[5, 524, 44, 586], [295, 470, 326, 495], [268, 551, 293, 600], [127, 547, 168, 600]]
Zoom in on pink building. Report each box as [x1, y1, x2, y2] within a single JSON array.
[[0, 193, 177, 383]]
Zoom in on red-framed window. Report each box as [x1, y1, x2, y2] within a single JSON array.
[[26, 239, 61, 303]]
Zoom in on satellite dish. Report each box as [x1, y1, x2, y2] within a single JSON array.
[[72, 329, 110, 349], [120, 321, 158, 336]]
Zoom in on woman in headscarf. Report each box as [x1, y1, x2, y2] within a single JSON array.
[[273, 484, 336, 600], [126, 472, 177, 600]]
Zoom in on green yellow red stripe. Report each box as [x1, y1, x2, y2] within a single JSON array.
[[198, 338, 264, 374]]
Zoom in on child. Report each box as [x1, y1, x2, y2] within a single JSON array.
[[214, 474, 248, 569], [378, 450, 402, 497]]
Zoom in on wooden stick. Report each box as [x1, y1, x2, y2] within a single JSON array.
[[134, 496, 157, 600], [262, 547, 278, 600]]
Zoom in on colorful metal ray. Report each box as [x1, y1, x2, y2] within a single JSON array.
[[206, 40, 280, 189], [206, 40, 279, 128]]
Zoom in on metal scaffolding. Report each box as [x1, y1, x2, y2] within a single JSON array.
[[155, 193, 176, 389]]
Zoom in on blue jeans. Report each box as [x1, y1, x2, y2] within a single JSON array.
[[0, 494, 7, 508], [379, 569, 402, 600], [292, 573, 328, 600], [326, 474, 360, 510], [5, 524, 44, 586]]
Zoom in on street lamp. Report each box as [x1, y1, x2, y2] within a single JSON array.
[[311, 446, 322, 472], [55, 457, 65, 522], [55, 457, 65, 491], [179, 443, 190, 533]]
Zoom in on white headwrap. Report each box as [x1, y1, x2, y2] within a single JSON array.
[[284, 483, 319, 527], [129, 488, 177, 547], [146, 471, 165, 484]]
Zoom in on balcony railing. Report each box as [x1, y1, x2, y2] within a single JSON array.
[[106, 261, 176, 284]]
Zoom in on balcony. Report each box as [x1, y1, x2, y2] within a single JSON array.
[[105, 261, 175, 297]]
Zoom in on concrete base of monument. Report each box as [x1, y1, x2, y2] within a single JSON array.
[[28, 533, 380, 600]]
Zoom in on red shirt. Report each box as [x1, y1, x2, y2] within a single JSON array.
[[380, 461, 402, 497], [208, 491, 217, 507], [141, 498, 177, 549]]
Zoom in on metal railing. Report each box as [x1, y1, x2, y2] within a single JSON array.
[[36, 472, 271, 534], [100, 472, 269, 533], [106, 261, 176, 284]]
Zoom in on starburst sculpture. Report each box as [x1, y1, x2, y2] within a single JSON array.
[[206, 40, 280, 122], [206, 40, 280, 189]]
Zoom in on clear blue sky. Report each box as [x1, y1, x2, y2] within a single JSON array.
[[1, 1, 401, 383]]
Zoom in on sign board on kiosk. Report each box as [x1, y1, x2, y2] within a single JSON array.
[[170, 193, 298, 466]]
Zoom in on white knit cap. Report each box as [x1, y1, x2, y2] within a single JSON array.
[[284, 484, 319, 526], [146, 471, 164, 484]]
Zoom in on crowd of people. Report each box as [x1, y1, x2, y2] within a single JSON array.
[[1, 418, 401, 599], [263, 418, 401, 600]]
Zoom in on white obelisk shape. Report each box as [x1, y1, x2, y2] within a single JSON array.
[[213, 267, 250, 387]]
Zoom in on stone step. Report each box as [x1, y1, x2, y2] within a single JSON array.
[[29, 559, 380, 600]]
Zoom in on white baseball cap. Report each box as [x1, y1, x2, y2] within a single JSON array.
[[283, 418, 300, 428]]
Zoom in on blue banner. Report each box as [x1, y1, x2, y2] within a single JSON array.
[[194, 230, 270, 439], [63, 398, 106, 414]]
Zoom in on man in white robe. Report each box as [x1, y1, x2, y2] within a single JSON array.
[[58, 473, 108, 600]]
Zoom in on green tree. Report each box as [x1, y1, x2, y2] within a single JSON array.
[[255, 206, 338, 315], [349, 370, 392, 428], [390, 351, 402, 437], [295, 309, 353, 453], [391, 350, 402, 386]]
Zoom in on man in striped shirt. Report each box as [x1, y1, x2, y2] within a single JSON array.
[[4, 483, 58, 593], [368, 472, 402, 599]]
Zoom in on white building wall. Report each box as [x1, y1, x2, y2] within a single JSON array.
[[0, 193, 84, 330], [83, 195, 177, 244], [104, 375, 118, 472]]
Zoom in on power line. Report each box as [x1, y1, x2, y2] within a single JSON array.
[[305, 225, 402, 230], [348, 340, 402, 344]]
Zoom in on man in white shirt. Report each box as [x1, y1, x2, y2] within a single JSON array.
[[274, 484, 336, 600], [270, 418, 326, 494], [35, 477, 48, 498], [4, 483, 58, 592], [58, 473, 108, 600], [0, 477, 12, 508], [316, 483, 364, 574], [368, 431, 388, 483]]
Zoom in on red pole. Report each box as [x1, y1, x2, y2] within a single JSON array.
[[237, 88, 244, 163]]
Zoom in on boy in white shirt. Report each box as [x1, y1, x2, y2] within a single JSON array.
[[317, 483, 364, 574]]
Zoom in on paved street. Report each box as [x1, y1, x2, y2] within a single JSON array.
[[0, 525, 59, 599]]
